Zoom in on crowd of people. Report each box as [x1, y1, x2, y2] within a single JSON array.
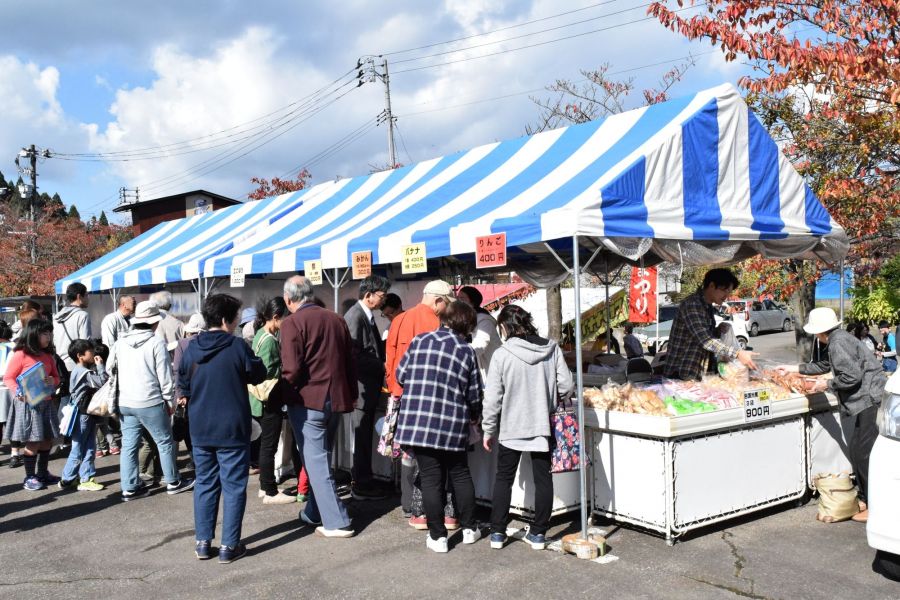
[[0, 277, 573, 560]]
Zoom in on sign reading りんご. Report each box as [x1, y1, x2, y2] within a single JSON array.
[[475, 233, 507, 268], [230, 265, 245, 288], [401, 243, 427, 274], [352, 251, 372, 280], [303, 260, 323, 285]]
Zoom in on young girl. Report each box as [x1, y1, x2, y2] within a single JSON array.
[[59, 339, 110, 491], [3, 319, 61, 491]]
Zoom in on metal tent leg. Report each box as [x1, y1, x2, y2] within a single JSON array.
[[572, 235, 588, 541]]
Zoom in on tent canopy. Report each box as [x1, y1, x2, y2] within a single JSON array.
[[57, 83, 848, 294]]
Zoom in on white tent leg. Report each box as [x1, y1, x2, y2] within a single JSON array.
[[838, 259, 845, 322], [572, 235, 588, 541]]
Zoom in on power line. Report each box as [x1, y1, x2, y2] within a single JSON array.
[[382, 0, 620, 56], [391, 3, 654, 65], [393, 6, 701, 75], [394, 122, 414, 165]]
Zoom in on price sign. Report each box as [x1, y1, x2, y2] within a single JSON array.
[[230, 264, 245, 288], [743, 388, 772, 423], [475, 232, 507, 268], [303, 260, 323, 285], [401, 242, 427, 274], [352, 251, 372, 280]]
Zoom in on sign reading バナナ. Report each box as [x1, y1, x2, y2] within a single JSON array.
[[230, 265, 245, 288], [743, 388, 772, 423], [401, 243, 428, 274], [475, 233, 507, 269], [303, 260, 323, 285], [352, 251, 372, 280], [628, 266, 657, 323]]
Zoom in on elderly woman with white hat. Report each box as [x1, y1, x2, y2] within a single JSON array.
[[779, 307, 887, 522], [108, 300, 195, 501]]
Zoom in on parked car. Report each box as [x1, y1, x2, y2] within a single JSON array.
[[635, 305, 749, 355], [725, 299, 795, 337], [868, 371, 900, 581]]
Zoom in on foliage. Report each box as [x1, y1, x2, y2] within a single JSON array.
[[248, 168, 312, 200], [878, 253, 900, 293], [0, 203, 132, 296], [850, 284, 900, 324], [98, 211, 109, 227], [67, 204, 81, 221]]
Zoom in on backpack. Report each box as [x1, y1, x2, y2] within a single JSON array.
[[54, 353, 71, 399]]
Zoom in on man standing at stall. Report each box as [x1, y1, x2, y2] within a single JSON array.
[[101, 296, 135, 348], [663, 268, 757, 380]]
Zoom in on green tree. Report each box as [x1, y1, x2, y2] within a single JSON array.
[[98, 211, 109, 226], [67, 204, 81, 221]]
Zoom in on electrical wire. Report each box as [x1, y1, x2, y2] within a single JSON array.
[[393, 6, 701, 75], [394, 122, 414, 165]]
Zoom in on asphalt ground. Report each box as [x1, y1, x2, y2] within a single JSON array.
[[1, 332, 897, 599]]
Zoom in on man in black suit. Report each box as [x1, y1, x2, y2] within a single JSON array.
[[344, 274, 392, 499]]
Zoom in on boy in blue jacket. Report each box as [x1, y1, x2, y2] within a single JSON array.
[[59, 339, 110, 491]]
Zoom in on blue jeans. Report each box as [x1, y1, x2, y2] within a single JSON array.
[[192, 444, 249, 547], [287, 399, 351, 530], [883, 357, 898, 373], [119, 404, 179, 491], [61, 413, 98, 483]]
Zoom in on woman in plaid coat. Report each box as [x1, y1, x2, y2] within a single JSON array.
[[395, 301, 483, 553]]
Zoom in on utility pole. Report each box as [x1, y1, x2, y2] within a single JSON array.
[[14, 145, 40, 264], [357, 56, 398, 168]]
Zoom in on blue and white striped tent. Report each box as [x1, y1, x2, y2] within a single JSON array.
[[57, 83, 848, 294]]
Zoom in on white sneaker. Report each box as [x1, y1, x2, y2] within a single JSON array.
[[426, 535, 448, 553], [258, 489, 266, 499], [315, 526, 355, 538], [462, 528, 482, 544], [263, 492, 296, 505]]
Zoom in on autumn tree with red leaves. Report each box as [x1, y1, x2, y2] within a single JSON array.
[[650, 0, 900, 359], [248, 168, 312, 200]]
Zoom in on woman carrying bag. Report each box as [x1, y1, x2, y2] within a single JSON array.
[[482, 305, 574, 550]]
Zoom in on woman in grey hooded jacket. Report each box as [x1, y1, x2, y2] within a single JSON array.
[[482, 305, 573, 550]]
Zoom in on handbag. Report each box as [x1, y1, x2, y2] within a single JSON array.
[[87, 369, 118, 417], [248, 330, 279, 402], [377, 395, 401, 458], [550, 400, 581, 473], [58, 402, 78, 437]]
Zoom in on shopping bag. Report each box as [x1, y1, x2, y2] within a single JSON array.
[[376, 395, 400, 458], [550, 401, 581, 473], [87, 371, 118, 417], [814, 473, 859, 523], [58, 402, 77, 437]]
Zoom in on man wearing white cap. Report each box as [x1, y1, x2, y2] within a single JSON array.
[[779, 307, 887, 522]]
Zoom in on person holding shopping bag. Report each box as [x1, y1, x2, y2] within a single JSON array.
[[482, 305, 574, 550]]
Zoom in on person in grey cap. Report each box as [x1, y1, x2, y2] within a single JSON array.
[[151, 291, 185, 348], [239, 307, 257, 345]]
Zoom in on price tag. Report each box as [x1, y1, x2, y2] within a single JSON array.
[[475, 232, 507, 268], [743, 388, 772, 423], [352, 251, 372, 280], [401, 242, 427, 274], [303, 260, 323, 285], [230, 264, 245, 288]]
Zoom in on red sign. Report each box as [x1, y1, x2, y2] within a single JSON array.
[[628, 266, 657, 323], [475, 232, 507, 268]]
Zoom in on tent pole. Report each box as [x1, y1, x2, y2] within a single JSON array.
[[605, 254, 612, 351], [838, 259, 845, 322], [333, 268, 340, 313], [571, 235, 588, 541]]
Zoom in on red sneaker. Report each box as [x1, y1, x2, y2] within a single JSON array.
[[444, 517, 460, 531], [95, 449, 107, 459], [109, 447, 121, 456], [408, 515, 428, 530]]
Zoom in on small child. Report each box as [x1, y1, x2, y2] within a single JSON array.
[[59, 339, 110, 491], [92, 340, 120, 458]]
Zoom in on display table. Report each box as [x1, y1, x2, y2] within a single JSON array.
[[585, 395, 810, 545]]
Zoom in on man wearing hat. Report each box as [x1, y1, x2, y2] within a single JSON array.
[[779, 307, 887, 522], [151, 291, 185, 349], [384, 280, 457, 529]]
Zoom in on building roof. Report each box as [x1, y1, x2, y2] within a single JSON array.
[[112, 189, 240, 213]]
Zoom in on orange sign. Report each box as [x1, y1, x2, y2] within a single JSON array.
[[475, 233, 507, 269], [352, 251, 372, 280]]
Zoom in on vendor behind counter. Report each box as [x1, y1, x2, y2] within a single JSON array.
[[663, 268, 758, 381]]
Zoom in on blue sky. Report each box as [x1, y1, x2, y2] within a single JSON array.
[[0, 1, 748, 221]]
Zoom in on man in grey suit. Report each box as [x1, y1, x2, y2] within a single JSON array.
[[344, 274, 391, 499]]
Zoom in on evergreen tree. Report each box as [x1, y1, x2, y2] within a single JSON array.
[[98, 211, 109, 226], [67, 204, 81, 221], [48, 193, 67, 220]]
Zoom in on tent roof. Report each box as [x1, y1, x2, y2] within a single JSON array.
[[57, 83, 848, 294]]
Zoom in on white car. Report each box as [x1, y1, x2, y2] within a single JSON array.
[[868, 371, 900, 581], [641, 313, 750, 355]]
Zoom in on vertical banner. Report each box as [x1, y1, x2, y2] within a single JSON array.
[[628, 266, 657, 323], [475, 232, 507, 268], [351, 251, 372, 280], [303, 260, 323, 285], [401, 243, 427, 274]]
